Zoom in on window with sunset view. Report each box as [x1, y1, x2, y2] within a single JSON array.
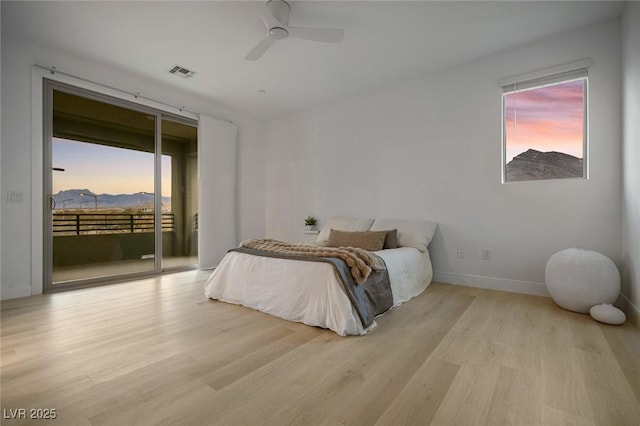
[[502, 67, 588, 182]]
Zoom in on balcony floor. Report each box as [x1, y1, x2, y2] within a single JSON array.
[[52, 256, 198, 284]]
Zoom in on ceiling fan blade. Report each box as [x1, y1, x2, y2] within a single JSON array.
[[244, 36, 276, 61], [287, 26, 344, 43]]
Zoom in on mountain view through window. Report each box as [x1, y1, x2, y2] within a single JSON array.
[[503, 78, 586, 182]]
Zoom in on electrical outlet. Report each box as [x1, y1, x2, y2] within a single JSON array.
[[482, 249, 491, 260], [7, 191, 24, 203], [457, 248, 464, 259]]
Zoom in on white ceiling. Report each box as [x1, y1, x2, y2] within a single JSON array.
[[2, 1, 625, 120]]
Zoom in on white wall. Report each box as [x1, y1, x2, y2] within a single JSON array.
[[621, 3, 640, 325], [0, 5, 3, 294], [265, 20, 622, 295], [0, 35, 266, 299]]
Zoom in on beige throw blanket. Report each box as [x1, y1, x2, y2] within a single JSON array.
[[239, 239, 375, 284]]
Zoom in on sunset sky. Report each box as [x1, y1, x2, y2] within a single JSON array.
[[52, 138, 172, 196], [504, 79, 585, 162]]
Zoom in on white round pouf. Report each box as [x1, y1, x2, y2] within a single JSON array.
[[545, 248, 620, 313], [590, 303, 626, 325]]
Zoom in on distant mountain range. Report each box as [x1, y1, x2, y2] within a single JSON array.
[[506, 149, 583, 181], [53, 189, 171, 210]]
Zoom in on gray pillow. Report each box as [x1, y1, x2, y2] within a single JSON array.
[[326, 229, 387, 251], [381, 229, 398, 249]]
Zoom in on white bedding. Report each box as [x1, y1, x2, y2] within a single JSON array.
[[203, 247, 433, 336]]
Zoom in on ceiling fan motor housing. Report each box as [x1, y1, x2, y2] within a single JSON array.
[[269, 27, 289, 39]]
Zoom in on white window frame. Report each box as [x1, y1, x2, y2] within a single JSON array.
[[500, 60, 590, 183]]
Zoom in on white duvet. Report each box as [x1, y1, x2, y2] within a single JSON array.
[[203, 247, 433, 336]]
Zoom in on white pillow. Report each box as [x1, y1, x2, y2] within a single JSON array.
[[317, 217, 374, 244], [370, 219, 438, 252]]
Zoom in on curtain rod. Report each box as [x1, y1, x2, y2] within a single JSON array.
[[35, 64, 234, 124]]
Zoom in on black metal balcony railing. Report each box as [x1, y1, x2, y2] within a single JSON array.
[[53, 213, 174, 235]]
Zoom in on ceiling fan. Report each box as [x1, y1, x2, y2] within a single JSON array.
[[245, 0, 344, 61]]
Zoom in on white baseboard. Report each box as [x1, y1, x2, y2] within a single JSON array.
[[433, 272, 550, 297], [618, 293, 640, 328]]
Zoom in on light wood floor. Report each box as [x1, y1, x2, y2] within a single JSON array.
[[1, 271, 639, 425]]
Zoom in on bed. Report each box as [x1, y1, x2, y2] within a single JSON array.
[[204, 218, 437, 336]]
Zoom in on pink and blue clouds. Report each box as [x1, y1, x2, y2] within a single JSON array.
[[504, 79, 585, 162]]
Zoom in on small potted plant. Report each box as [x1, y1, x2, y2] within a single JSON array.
[[305, 216, 317, 231]]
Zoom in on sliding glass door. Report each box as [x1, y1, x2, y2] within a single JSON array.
[[44, 80, 198, 290], [161, 118, 199, 270]]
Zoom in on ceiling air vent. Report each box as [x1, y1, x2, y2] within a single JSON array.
[[169, 65, 195, 79]]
